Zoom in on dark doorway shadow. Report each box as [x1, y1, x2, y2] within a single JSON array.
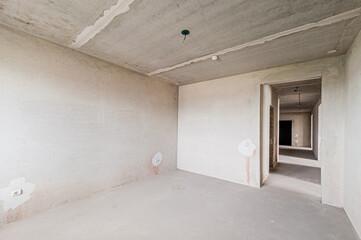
[[279, 120, 292, 146]]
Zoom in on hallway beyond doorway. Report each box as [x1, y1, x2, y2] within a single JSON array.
[[271, 163, 320, 184], [278, 146, 320, 168], [279, 148, 317, 160]]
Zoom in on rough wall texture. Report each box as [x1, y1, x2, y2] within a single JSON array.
[[271, 87, 279, 167], [178, 56, 345, 207], [261, 85, 271, 183], [178, 76, 261, 187], [261, 85, 279, 183], [344, 30, 361, 238], [312, 99, 321, 160], [0, 25, 178, 225], [280, 112, 311, 147]]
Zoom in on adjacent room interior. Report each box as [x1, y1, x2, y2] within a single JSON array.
[[263, 79, 322, 198], [0, 1, 361, 239]]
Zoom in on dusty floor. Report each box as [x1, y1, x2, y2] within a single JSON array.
[[270, 163, 321, 184], [279, 148, 317, 160], [267, 162, 321, 199], [279, 148, 321, 168], [0, 170, 359, 240]]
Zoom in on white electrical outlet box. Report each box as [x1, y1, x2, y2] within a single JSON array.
[[11, 189, 23, 197]]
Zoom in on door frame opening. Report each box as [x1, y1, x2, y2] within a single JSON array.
[[260, 78, 322, 200]]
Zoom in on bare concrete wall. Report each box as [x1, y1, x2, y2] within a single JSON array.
[[0, 25, 178, 225], [178, 76, 261, 187], [344, 30, 361, 238], [280, 112, 312, 147], [178, 56, 345, 207], [312, 99, 321, 159], [261, 85, 279, 183], [271, 88, 280, 168], [261, 85, 271, 183]]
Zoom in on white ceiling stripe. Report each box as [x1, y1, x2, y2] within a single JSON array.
[[147, 7, 361, 76], [71, 0, 134, 48]]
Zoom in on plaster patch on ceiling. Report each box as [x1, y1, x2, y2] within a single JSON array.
[[148, 7, 361, 76], [71, 0, 135, 48]]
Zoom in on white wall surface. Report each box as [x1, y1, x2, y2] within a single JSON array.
[[280, 112, 311, 147], [178, 56, 345, 207], [344, 31, 361, 237], [178, 77, 260, 187], [0, 25, 178, 225]]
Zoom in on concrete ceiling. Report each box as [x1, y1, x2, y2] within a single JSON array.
[[0, 0, 118, 45], [273, 79, 322, 113], [0, 0, 361, 85]]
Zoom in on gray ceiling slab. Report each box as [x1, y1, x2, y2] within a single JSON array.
[[0, 0, 117, 45], [274, 80, 321, 112], [0, 0, 360, 84], [280, 93, 321, 111], [157, 17, 361, 85], [80, 0, 361, 74]]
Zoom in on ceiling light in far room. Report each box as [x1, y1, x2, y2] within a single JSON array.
[[294, 87, 302, 111], [211, 56, 218, 61], [327, 49, 337, 54]]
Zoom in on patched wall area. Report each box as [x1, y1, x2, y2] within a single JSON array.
[[0, 25, 178, 225]]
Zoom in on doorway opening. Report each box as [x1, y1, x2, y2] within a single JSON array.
[[261, 78, 322, 199], [279, 120, 292, 146]]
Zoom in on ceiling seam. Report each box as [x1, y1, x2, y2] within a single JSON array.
[[147, 7, 361, 76], [70, 0, 134, 48]]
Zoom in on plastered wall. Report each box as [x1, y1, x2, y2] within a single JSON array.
[[312, 99, 321, 159], [0, 25, 178, 225], [271, 87, 279, 167], [344, 30, 361, 238], [280, 112, 311, 147], [178, 76, 260, 187], [261, 85, 279, 183], [178, 56, 345, 207]]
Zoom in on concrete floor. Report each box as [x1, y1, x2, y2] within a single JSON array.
[[279, 148, 321, 168], [279, 148, 317, 160], [0, 170, 359, 240], [270, 163, 321, 184], [267, 163, 321, 199]]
